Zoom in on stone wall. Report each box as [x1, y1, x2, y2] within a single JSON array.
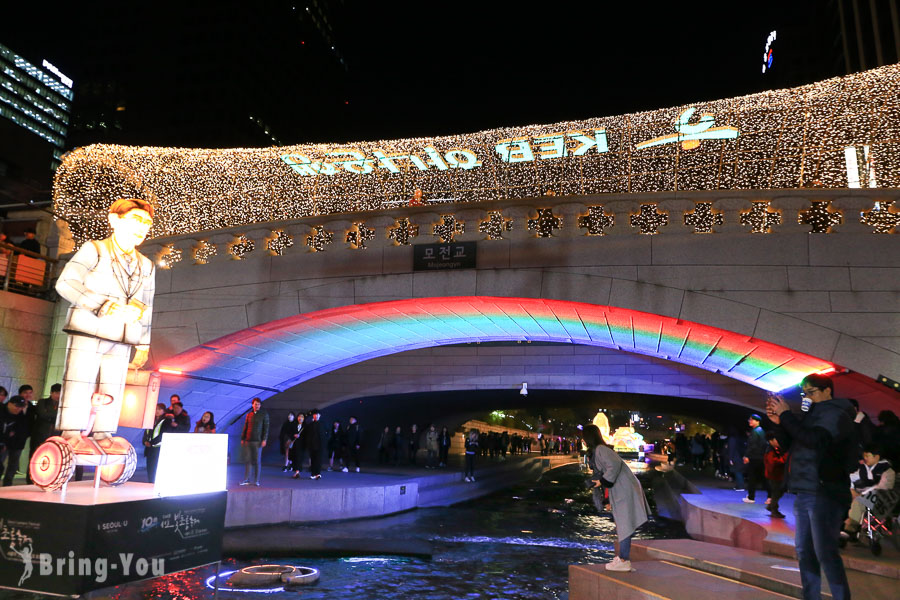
[[0, 290, 55, 396], [132, 189, 900, 384]]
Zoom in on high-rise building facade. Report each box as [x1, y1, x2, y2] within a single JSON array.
[[0, 42, 73, 170]]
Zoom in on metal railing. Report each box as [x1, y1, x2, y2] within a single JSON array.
[[0, 241, 58, 297]]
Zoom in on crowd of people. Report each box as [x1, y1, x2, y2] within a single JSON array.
[[271, 409, 362, 483], [0, 383, 69, 486], [375, 424, 451, 468]]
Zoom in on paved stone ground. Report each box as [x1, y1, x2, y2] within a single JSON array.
[[679, 468, 900, 577]]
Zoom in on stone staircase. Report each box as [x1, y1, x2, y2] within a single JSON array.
[[570, 538, 898, 600]]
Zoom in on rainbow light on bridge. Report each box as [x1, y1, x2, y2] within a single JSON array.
[[162, 297, 834, 393]]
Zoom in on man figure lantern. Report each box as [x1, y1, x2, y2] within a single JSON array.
[[30, 198, 156, 491]]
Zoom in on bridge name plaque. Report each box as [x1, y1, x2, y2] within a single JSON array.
[[413, 242, 476, 271]]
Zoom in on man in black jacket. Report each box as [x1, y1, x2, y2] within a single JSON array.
[[0, 396, 31, 486], [346, 416, 361, 473], [164, 397, 190, 433], [742, 414, 767, 504], [305, 409, 323, 480], [768, 373, 852, 600]]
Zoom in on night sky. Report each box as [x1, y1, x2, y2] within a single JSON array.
[[2, 1, 845, 150]]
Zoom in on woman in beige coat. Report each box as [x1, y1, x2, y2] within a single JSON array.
[[582, 424, 650, 572]]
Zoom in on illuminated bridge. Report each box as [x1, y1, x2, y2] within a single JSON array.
[[41, 64, 900, 439]]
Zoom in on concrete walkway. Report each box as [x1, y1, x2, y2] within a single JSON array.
[[222, 453, 578, 527]]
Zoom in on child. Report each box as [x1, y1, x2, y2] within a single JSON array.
[[842, 444, 897, 539], [763, 431, 788, 518]]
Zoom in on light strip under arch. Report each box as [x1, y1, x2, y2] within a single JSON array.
[[159, 297, 834, 393]]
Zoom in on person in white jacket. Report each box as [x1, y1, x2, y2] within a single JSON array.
[[843, 444, 897, 537]]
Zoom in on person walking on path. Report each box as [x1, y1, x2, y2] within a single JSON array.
[[346, 416, 362, 472], [582, 424, 650, 573], [392, 426, 405, 466], [327, 420, 345, 472], [763, 431, 788, 518], [438, 426, 451, 467], [464, 429, 478, 482], [743, 414, 767, 504], [377, 426, 392, 465], [425, 424, 439, 469], [240, 397, 269, 486], [290, 412, 308, 478], [768, 374, 853, 600], [305, 409, 323, 480], [279, 412, 296, 472], [408, 423, 420, 466]]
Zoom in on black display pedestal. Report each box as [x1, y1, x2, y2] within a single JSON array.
[[0, 481, 226, 597]]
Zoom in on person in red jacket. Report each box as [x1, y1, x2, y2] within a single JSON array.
[[763, 431, 788, 519]]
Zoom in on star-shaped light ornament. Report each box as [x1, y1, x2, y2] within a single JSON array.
[[265, 230, 294, 256], [527, 208, 562, 238], [388, 218, 420, 246], [577, 206, 615, 236], [433, 215, 465, 243], [346, 222, 375, 249], [630, 204, 669, 234], [860, 200, 900, 234], [157, 244, 183, 269], [684, 202, 724, 233], [740, 201, 781, 234], [798, 201, 842, 233], [193, 240, 217, 264], [306, 226, 334, 252], [229, 234, 255, 260], [478, 211, 513, 240]]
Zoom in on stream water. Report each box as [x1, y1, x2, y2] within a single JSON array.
[[16, 462, 687, 599]]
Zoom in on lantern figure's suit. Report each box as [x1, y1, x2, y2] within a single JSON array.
[[55, 237, 155, 437]]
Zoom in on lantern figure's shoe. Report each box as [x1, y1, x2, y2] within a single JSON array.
[[29, 436, 77, 492], [98, 437, 138, 486], [30, 435, 137, 491]]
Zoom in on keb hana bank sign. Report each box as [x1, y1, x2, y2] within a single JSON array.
[[279, 108, 738, 177], [53, 64, 900, 240]]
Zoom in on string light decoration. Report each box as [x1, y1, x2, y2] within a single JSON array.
[[577, 206, 615, 235], [860, 200, 900, 233], [798, 201, 843, 233], [157, 244, 183, 269], [740, 201, 782, 234], [346, 222, 375, 249], [50, 64, 900, 245], [432, 215, 465, 243], [684, 202, 724, 233], [265, 229, 294, 255], [306, 226, 334, 252], [228, 234, 255, 259], [478, 211, 513, 240], [193, 240, 217, 264], [527, 209, 562, 238], [630, 204, 668, 234], [387, 218, 419, 246]]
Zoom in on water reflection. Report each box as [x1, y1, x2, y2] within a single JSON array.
[[12, 465, 685, 599]]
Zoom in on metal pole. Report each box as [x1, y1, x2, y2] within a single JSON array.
[[213, 561, 220, 600], [852, 0, 868, 70], [870, 0, 885, 65], [838, 0, 854, 74], [890, 0, 900, 62]]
